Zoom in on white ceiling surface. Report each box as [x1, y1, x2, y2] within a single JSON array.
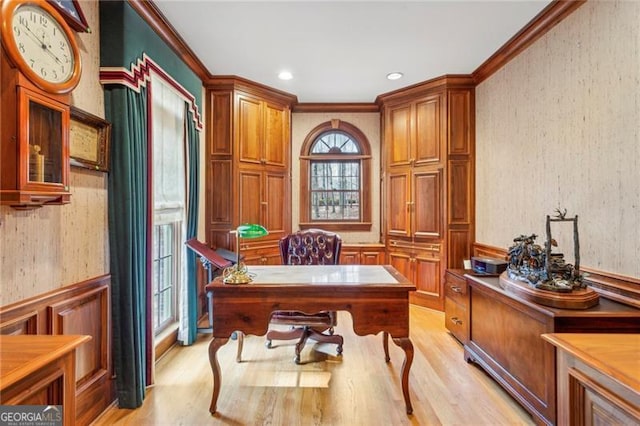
[[153, 1, 552, 103]]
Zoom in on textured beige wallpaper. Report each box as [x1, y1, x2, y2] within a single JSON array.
[[291, 112, 382, 244], [476, 0, 639, 278], [0, 1, 108, 305]]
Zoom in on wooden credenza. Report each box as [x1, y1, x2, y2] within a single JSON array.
[[0, 335, 91, 426], [542, 333, 640, 425], [462, 273, 640, 425]]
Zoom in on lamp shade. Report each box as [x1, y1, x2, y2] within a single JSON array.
[[237, 224, 268, 239]]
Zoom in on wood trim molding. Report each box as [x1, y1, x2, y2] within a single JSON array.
[[207, 75, 298, 106], [472, 242, 640, 308], [376, 74, 475, 106], [127, 0, 211, 81], [293, 103, 380, 113], [472, 0, 586, 84]]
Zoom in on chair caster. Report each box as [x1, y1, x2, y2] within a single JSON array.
[[294, 355, 301, 364], [336, 344, 343, 355], [265, 340, 273, 349]]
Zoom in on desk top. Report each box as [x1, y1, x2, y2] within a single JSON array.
[[208, 265, 414, 289], [542, 333, 640, 393], [0, 335, 91, 390]]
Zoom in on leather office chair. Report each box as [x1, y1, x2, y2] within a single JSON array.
[[266, 229, 344, 364]]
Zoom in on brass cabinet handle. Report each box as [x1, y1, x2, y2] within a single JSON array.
[[451, 317, 463, 325], [451, 286, 462, 293]]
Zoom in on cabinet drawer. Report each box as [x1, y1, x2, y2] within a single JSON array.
[[445, 272, 467, 303], [444, 297, 468, 344]]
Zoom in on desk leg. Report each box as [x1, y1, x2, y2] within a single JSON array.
[[392, 337, 414, 415], [382, 332, 390, 362], [208, 337, 229, 414]]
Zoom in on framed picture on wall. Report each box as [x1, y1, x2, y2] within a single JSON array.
[[48, 0, 90, 33], [69, 106, 111, 172]]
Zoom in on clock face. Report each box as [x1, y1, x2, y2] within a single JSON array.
[[11, 3, 75, 84]]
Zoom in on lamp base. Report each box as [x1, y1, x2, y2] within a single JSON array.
[[222, 263, 254, 285]]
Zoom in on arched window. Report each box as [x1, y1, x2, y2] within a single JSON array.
[[299, 120, 371, 231]]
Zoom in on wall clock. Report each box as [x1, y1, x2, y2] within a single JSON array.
[[0, 0, 81, 94]]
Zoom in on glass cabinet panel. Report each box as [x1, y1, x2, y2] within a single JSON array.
[[28, 100, 63, 184]]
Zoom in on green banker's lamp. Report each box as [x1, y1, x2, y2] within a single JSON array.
[[223, 223, 268, 284]]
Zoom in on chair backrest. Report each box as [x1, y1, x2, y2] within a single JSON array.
[[279, 229, 342, 265]]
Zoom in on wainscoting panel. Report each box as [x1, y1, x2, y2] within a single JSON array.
[[0, 310, 39, 335], [0, 275, 114, 426]]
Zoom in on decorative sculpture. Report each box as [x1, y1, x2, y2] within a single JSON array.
[[507, 209, 586, 293]]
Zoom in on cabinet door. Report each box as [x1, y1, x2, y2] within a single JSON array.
[[263, 171, 288, 240], [387, 170, 411, 238], [388, 249, 412, 280], [19, 88, 70, 197], [263, 102, 288, 168], [385, 104, 412, 167], [340, 250, 360, 265], [361, 250, 385, 265], [413, 169, 442, 239], [414, 252, 440, 296], [237, 94, 262, 166], [414, 93, 443, 166], [238, 170, 263, 225], [414, 252, 442, 309]]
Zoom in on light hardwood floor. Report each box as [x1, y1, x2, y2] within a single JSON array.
[[93, 306, 534, 425]]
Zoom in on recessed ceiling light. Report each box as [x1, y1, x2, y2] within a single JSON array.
[[278, 71, 293, 80], [386, 72, 403, 81]]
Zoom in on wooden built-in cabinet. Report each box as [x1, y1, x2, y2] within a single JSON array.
[[378, 76, 475, 311], [205, 77, 296, 262], [1, 49, 71, 209]]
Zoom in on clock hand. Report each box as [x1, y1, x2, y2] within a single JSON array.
[[42, 43, 64, 65], [20, 23, 48, 50], [21, 23, 64, 65]]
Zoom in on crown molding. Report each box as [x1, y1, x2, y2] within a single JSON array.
[[472, 0, 586, 85], [375, 74, 475, 106], [207, 75, 298, 106], [293, 103, 380, 113]]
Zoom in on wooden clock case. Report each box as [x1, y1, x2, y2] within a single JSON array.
[[0, 0, 81, 209]]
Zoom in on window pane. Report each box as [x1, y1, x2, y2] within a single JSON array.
[[311, 131, 360, 154], [310, 160, 360, 220], [152, 222, 179, 334]]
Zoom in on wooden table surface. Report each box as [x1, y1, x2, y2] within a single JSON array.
[[541, 333, 640, 393], [0, 334, 91, 390]]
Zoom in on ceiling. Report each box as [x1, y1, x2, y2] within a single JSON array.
[[153, 1, 553, 103]]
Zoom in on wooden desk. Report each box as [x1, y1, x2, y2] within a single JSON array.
[[542, 333, 640, 425], [205, 265, 416, 415], [0, 335, 91, 426]]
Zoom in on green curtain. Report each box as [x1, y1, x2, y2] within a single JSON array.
[[184, 104, 200, 345], [105, 86, 148, 408]]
